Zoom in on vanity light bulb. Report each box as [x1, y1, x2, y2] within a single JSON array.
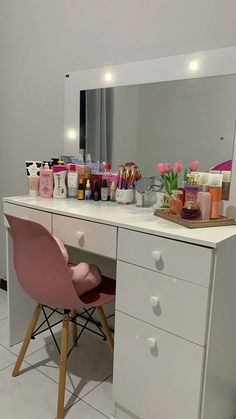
[[189, 60, 199, 72], [105, 72, 112, 82], [67, 129, 77, 140]]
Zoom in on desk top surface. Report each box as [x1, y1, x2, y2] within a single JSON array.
[[4, 195, 236, 248]]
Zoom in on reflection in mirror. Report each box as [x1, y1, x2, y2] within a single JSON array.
[[80, 75, 236, 180]]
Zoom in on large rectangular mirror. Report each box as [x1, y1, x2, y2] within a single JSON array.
[[64, 46, 236, 215], [83, 75, 236, 178]]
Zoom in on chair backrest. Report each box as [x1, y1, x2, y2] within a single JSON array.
[[5, 214, 82, 309]]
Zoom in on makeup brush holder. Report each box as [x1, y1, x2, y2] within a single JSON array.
[[115, 188, 134, 204]]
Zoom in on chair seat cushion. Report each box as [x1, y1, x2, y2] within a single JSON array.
[[68, 263, 102, 296], [79, 275, 116, 308]]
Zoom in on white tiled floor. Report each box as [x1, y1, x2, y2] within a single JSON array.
[[0, 289, 114, 418]]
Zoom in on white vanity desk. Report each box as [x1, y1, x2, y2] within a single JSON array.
[[3, 195, 236, 419]]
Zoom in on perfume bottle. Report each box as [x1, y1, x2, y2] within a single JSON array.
[[181, 173, 201, 219], [169, 190, 183, 216]]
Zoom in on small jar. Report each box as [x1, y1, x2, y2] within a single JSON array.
[[169, 190, 183, 216], [181, 201, 201, 219]]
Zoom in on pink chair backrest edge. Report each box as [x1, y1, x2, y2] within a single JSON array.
[[5, 214, 82, 309]]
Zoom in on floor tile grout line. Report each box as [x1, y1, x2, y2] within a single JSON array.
[[0, 342, 18, 357], [23, 358, 82, 402], [0, 361, 16, 373], [80, 373, 113, 400], [77, 399, 110, 418]]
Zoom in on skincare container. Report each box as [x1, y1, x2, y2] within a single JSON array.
[[221, 170, 231, 200], [77, 178, 85, 200], [101, 179, 108, 201], [26, 161, 41, 197], [53, 165, 67, 198], [39, 162, 53, 198], [208, 173, 223, 219], [85, 179, 92, 200], [197, 185, 212, 220], [67, 164, 78, 197]]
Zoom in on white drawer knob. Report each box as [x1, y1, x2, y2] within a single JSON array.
[[151, 250, 162, 262], [149, 296, 160, 307], [75, 231, 84, 240], [146, 337, 157, 349]]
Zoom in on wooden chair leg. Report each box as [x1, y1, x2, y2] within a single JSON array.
[[57, 311, 69, 419], [70, 309, 77, 346], [97, 305, 114, 353], [12, 303, 42, 377]]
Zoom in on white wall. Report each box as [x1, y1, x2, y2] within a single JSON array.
[[1, 0, 236, 277], [136, 75, 236, 176]]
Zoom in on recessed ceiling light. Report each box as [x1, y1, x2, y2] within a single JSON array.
[[105, 72, 112, 82], [189, 60, 199, 72], [67, 129, 77, 140]]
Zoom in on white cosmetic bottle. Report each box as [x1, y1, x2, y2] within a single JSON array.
[[53, 165, 67, 198]]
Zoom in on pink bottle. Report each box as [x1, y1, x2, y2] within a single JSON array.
[[197, 185, 212, 220], [39, 162, 53, 198]]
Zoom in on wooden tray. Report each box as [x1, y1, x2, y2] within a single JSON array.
[[154, 208, 236, 229]]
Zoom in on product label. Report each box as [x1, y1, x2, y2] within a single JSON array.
[[85, 190, 91, 200]]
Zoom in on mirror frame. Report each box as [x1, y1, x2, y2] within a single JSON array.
[[64, 46, 236, 216]]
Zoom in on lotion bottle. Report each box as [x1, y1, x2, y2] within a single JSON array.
[[53, 165, 67, 198], [39, 162, 53, 198], [208, 173, 223, 219], [67, 164, 78, 197], [197, 185, 212, 220]]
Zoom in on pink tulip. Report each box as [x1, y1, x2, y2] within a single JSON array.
[[164, 162, 172, 173], [189, 160, 199, 171], [173, 161, 183, 174], [157, 163, 165, 174]]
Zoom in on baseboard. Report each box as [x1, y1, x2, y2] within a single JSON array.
[[0, 278, 7, 291]]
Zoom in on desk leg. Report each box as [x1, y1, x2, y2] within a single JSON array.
[[6, 228, 36, 347]]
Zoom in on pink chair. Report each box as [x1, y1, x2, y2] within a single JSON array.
[[5, 214, 115, 419]]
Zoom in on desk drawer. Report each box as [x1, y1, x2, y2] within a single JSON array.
[[118, 228, 213, 287], [116, 261, 209, 345], [53, 214, 117, 259], [4, 203, 51, 231], [113, 311, 204, 419]]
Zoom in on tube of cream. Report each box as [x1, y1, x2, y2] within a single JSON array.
[[26, 161, 41, 196]]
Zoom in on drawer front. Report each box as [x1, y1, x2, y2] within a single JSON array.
[[116, 261, 209, 345], [4, 203, 52, 231], [53, 214, 117, 259], [113, 311, 204, 419], [118, 228, 213, 287]]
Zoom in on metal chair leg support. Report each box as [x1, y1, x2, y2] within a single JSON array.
[[70, 309, 77, 346]]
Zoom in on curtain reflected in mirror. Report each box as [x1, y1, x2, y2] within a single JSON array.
[[80, 88, 113, 163]]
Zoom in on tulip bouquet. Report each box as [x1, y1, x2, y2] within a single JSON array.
[[157, 160, 200, 197], [157, 161, 183, 195]]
